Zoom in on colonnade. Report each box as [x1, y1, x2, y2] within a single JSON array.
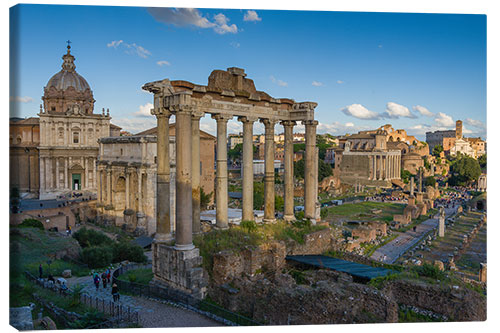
[[39, 155, 97, 191], [368, 152, 401, 181], [152, 108, 319, 251]]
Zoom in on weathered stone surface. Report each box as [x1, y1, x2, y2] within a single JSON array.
[[62, 269, 72, 278], [10, 306, 34, 330], [382, 279, 486, 321]]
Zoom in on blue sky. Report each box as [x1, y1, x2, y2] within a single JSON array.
[[9, 4, 487, 140]]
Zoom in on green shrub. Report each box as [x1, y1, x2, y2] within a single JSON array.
[[19, 218, 44, 230], [240, 220, 258, 233], [81, 246, 113, 268], [111, 242, 147, 263], [69, 311, 107, 329], [295, 211, 305, 219], [73, 227, 112, 248], [413, 263, 446, 280]]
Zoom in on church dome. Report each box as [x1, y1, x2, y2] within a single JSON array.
[[45, 44, 91, 92], [42, 43, 95, 115]]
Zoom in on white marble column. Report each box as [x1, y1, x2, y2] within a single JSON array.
[[93, 158, 97, 189], [84, 158, 89, 189], [106, 168, 112, 205], [40, 157, 45, 190], [137, 169, 143, 212], [125, 169, 130, 209]]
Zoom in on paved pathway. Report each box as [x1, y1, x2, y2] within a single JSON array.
[[371, 206, 457, 264], [66, 276, 221, 328]]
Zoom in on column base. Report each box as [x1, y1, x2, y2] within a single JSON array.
[[262, 218, 276, 223], [154, 233, 174, 243], [151, 244, 207, 300], [174, 243, 195, 251], [283, 215, 296, 222], [214, 225, 229, 230]]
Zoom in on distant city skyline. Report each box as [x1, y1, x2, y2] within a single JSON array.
[[10, 4, 486, 140]]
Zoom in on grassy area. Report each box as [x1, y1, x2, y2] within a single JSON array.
[[10, 227, 90, 279], [326, 201, 405, 223], [117, 268, 153, 285], [398, 308, 443, 323]]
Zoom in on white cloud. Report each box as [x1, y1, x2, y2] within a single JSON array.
[[230, 41, 240, 48], [465, 118, 486, 129], [147, 7, 238, 35], [311, 81, 323, 87], [413, 105, 434, 117], [341, 104, 381, 120], [336, 80, 344, 84], [112, 117, 157, 134], [107, 40, 151, 58], [378, 44, 383, 48], [132, 103, 154, 118], [270, 75, 288, 87], [382, 102, 416, 119], [244, 10, 262, 22], [316, 121, 368, 135], [10, 96, 33, 103], [107, 40, 123, 48], [156, 60, 171, 66], [434, 112, 454, 127]]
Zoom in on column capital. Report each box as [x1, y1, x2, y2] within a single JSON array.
[[212, 113, 233, 123], [168, 104, 193, 115], [280, 120, 297, 127], [238, 116, 258, 123], [260, 118, 277, 128], [151, 107, 172, 118], [302, 120, 319, 127], [191, 110, 205, 120]]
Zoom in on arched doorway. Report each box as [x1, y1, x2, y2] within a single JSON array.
[[69, 163, 84, 191]]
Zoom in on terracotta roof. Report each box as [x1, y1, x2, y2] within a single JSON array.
[[10, 117, 40, 125], [110, 123, 122, 130], [136, 124, 215, 139]]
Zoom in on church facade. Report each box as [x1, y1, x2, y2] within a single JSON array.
[[38, 44, 113, 199]]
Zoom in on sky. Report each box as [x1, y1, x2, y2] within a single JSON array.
[[9, 4, 487, 140]]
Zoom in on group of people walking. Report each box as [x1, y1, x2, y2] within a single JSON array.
[[93, 269, 120, 301]]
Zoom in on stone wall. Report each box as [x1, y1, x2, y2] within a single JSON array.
[[382, 279, 486, 321], [209, 270, 399, 325]]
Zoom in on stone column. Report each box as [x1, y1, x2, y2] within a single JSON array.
[[106, 168, 112, 205], [152, 109, 172, 241], [55, 158, 60, 189], [125, 168, 130, 209], [191, 112, 203, 235], [239, 116, 256, 222], [97, 168, 102, 202], [64, 158, 68, 189], [93, 159, 97, 189], [282, 120, 296, 221], [174, 107, 194, 250], [212, 114, 231, 229], [85, 158, 89, 189], [304, 120, 318, 221], [137, 169, 143, 212], [261, 118, 276, 223], [40, 157, 45, 190]]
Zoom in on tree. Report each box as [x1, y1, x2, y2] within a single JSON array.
[[275, 195, 284, 212], [432, 144, 444, 157], [294, 158, 332, 182], [478, 154, 487, 169], [293, 143, 306, 153], [449, 155, 481, 186], [425, 176, 436, 187], [228, 143, 243, 161], [200, 188, 213, 210], [253, 181, 264, 210], [401, 169, 412, 184]]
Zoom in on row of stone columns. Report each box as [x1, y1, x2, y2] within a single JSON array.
[[369, 154, 400, 181], [39, 156, 97, 191], [99, 165, 146, 212], [153, 105, 319, 251]]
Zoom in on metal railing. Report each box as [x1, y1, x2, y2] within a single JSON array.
[[112, 263, 260, 326]]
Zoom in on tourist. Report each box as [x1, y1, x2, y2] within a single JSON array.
[[94, 274, 100, 291], [39, 264, 43, 279], [106, 268, 111, 283], [102, 272, 108, 288], [111, 283, 120, 302]]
